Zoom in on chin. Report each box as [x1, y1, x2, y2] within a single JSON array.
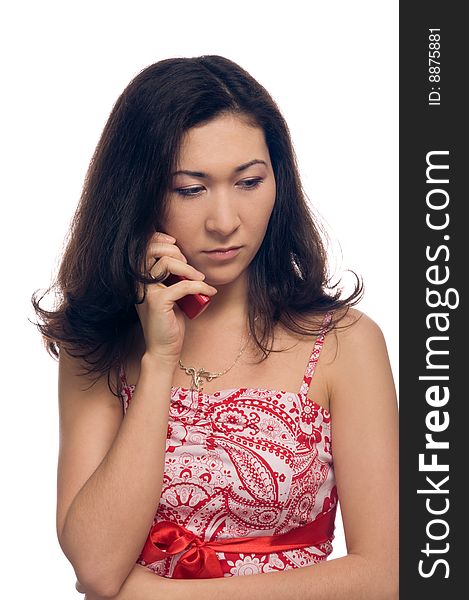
[[204, 276, 233, 287], [204, 269, 247, 287]]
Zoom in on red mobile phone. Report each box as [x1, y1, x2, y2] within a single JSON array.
[[164, 273, 212, 319]]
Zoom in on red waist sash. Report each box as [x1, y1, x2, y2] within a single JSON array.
[[139, 505, 337, 579]]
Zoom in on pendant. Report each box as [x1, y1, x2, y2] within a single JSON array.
[[180, 366, 217, 391]]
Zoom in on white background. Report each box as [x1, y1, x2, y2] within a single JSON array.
[[0, 1, 398, 597]]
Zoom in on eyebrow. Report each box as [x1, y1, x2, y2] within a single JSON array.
[[172, 159, 268, 178]]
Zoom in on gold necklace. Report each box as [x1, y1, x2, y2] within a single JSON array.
[[178, 323, 254, 392]]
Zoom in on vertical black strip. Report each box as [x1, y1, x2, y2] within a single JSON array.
[[400, 2, 466, 596]]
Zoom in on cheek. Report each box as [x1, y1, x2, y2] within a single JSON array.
[[253, 193, 276, 229], [244, 205, 275, 250], [162, 207, 189, 238], [262, 181, 276, 218], [162, 210, 201, 257]]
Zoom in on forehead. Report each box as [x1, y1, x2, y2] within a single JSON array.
[[176, 114, 269, 169]]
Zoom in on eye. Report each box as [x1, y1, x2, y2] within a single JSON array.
[[175, 186, 204, 197], [173, 178, 264, 198], [238, 178, 263, 190]]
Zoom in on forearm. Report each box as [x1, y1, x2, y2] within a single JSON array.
[[179, 554, 398, 600], [60, 354, 174, 597], [115, 554, 398, 600]]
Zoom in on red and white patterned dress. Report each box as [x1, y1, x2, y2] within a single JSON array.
[[118, 312, 337, 578]]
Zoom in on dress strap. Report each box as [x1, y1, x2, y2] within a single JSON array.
[[298, 311, 333, 397], [118, 361, 127, 387], [118, 361, 133, 415]]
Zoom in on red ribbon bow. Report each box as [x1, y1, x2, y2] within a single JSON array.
[[140, 505, 337, 579]]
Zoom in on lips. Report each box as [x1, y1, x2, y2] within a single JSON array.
[[204, 246, 241, 253], [203, 246, 242, 260]]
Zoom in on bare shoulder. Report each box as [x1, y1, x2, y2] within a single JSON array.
[[287, 307, 390, 371], [322, 307, 396, 410], [332, 307, 388, 354], [301, 307, 386, 364], [58, 346, 122, 403]]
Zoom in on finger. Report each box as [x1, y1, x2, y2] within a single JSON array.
[[140, 244, 186, 282], [162, 278, 218, 302], [153, 231, 176, 242], [146, 242, 188, 269], [148, 255, 205, 282]]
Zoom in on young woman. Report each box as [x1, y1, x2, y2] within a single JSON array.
[[31, 55, 398, 599]]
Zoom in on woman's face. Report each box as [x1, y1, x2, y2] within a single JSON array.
[[162, 113, 276, 286]]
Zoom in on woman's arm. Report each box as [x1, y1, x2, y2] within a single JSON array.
[[82, 555, 390, 600], [103, 310, 398, 600], [58, 351, 176, 598]]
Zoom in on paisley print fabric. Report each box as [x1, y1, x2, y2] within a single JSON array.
[[118, 312, 337, 578]]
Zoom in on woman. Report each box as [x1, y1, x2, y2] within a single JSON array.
[[31, 55, 398, 599]]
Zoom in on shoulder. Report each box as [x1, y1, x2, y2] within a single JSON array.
[[296, 307, 386, 351], [312, 307, 393, 393], [330, 307, 387, 353], [283, 307, 388, 368], [321, 307, 396, 409]]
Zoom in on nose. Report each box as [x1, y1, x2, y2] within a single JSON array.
[[204, 189, 241, 236]]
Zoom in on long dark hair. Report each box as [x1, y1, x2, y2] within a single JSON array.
[[30, 55, 363, 396]]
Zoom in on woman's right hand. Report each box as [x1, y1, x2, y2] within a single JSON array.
[[135, 231, 218, 367]]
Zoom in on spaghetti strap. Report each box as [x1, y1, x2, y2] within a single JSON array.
[[118, 362, 126, 386], [298, 311, 333, 397], [118, 361, 134, 415], [118, 361, 132, 391]]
